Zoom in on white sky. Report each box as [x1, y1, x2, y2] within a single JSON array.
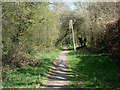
[[65, 2, 77, 10]]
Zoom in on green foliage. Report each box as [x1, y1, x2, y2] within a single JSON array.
[[2, 2, 60, 63], [79, 2, 119, 52], [2, 2, 120, 88], [68, 51, 120, 88], [2, 49, 60, 88], [55, 2, 119, 54]]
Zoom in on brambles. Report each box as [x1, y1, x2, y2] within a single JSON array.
[[105, 18, 120, 61]]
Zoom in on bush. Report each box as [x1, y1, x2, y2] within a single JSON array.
[[105, 18, 120, 61]]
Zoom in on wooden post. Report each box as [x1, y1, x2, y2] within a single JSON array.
[[69, 20, 76, 52]]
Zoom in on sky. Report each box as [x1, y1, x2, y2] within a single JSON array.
[[49, 1, 86, 11], [49, 2, 77, 11], [65, 2, 77, 10]]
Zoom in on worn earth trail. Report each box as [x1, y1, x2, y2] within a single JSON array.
[[46, 46, 70, 88]]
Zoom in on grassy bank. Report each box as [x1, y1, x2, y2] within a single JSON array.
[[2, 49, 61, 88], [68, 50, 120, 88]]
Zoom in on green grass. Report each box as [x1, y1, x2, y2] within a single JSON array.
[[68, 51, 120, 88], [67, 46, 74, 50], [59, 45, 74, 50], [2, 49, 61, 88]]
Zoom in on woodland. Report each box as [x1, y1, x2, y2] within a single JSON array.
[[2, 2, 120, 88]]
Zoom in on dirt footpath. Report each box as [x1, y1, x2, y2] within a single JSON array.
[[46, 46, 70, 88]]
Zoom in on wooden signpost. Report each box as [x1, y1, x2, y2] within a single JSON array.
[[69, 20, 76, 52]]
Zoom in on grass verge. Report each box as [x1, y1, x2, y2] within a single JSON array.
[[68, 50, 120, 88], [2, 49, 61, 88]]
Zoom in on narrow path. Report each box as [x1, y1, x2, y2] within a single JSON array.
[[46, 46, 70, 88]]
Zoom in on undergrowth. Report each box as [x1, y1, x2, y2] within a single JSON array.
[[2, 49, 61, 88]]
